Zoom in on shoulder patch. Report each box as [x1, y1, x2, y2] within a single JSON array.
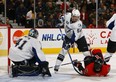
[[78, 23, 82, 27]]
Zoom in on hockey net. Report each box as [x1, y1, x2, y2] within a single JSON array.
[[0, 25, 10, 73]]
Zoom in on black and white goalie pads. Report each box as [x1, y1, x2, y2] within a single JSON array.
[[9, 61, 51, 77]]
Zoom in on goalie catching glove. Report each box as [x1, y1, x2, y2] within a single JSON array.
[[40, 61, 51, 77]]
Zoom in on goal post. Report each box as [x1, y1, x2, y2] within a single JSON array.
[[0, 25, 11, 73]]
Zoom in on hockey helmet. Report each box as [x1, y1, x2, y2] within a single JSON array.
[[28, 28, 39, 38], [72, 9, 80, 17], [93, 58, 103, 72]]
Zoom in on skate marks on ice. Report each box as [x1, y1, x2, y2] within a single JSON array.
[[53, 67, 114, 82], [0, 55, 116, 82], [0, 69, 115, 82], [0, 66, 7, 74], [0, 73, 74, 82]]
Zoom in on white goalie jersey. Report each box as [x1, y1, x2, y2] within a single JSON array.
[[9, 36, 46, 62], [61, 12, 84, 41]]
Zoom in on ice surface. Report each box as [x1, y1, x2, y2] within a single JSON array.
[[0, 54, 116, 82]]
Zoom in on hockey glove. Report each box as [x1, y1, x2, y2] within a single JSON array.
[[56, 16, 64, 28], [41, 61, 51, 77], [72, 60, 84, 71]]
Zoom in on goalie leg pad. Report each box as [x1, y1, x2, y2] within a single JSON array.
[[11, 64, 41, 77]]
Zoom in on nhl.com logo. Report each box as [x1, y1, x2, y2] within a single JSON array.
[[12, 30, 29, 44]]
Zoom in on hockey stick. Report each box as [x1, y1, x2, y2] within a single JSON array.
[[67, 51, 84, 75], [49, 62, 71, 69], [49, 58, 87, 69], [56, 24, 64, 40]]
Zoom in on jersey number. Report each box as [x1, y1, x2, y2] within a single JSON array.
[[15, 39, 27, 50]]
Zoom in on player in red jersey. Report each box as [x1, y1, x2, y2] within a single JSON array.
[[73, 49, 110, 76]]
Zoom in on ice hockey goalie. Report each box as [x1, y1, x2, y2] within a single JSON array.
[[9, 28, 51, 77]]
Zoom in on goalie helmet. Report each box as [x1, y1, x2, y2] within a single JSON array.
[[28, 28, 39, 38], [72, 9, 80, 17]]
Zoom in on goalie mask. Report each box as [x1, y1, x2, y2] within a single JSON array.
[[28, 28, 39, 38]]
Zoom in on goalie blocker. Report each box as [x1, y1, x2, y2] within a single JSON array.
[[73, 49, 110, 76]]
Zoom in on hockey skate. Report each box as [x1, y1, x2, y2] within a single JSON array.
[[54, 65, 60, 72], [104, 53, 112, 62]]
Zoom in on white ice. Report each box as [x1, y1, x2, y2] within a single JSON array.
[[0, 54, 116, 82]]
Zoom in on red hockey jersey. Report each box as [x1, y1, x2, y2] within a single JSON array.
[[83, 63, 110, 76], [83, 49, 110, 76]]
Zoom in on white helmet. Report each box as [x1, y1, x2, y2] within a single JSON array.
[[72, 9, 80, 16]]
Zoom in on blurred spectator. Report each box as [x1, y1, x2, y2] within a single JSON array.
[[28, 2, 34, 11], [69, 0, 78, 10], [0, 0, 4, 14], [56, 0, 63, 5], [15, 3, 27, 26], [104, 0, 112, 8], [14, 0, 22, 8], [87, 17, 96, 28], [1, 0, 115, 28], [45, 14, 55, 28], [109, 4, 115, 13], [7, 1, 16, 20], [23, 0, 31, 8], [98, 3, 106, 16], [60, 2, 70, 11], [82, 24, 86, 28], [13, 19, 17, 23], [37, 12, 44, 27], [87, 24, 95, 28], [26, 9, 36, 28], [6, 18, 13, 28], [45, 1, 57, 14], [80, 8, 89, 26], [0, 18, 4, 25], [36, 1, 45, 13], [86, 0, 96, 14]]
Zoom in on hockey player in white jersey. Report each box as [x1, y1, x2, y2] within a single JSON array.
[[9, 28, 51, 77], [54, 9, 91, 72], [104, 13, 116, 62]]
